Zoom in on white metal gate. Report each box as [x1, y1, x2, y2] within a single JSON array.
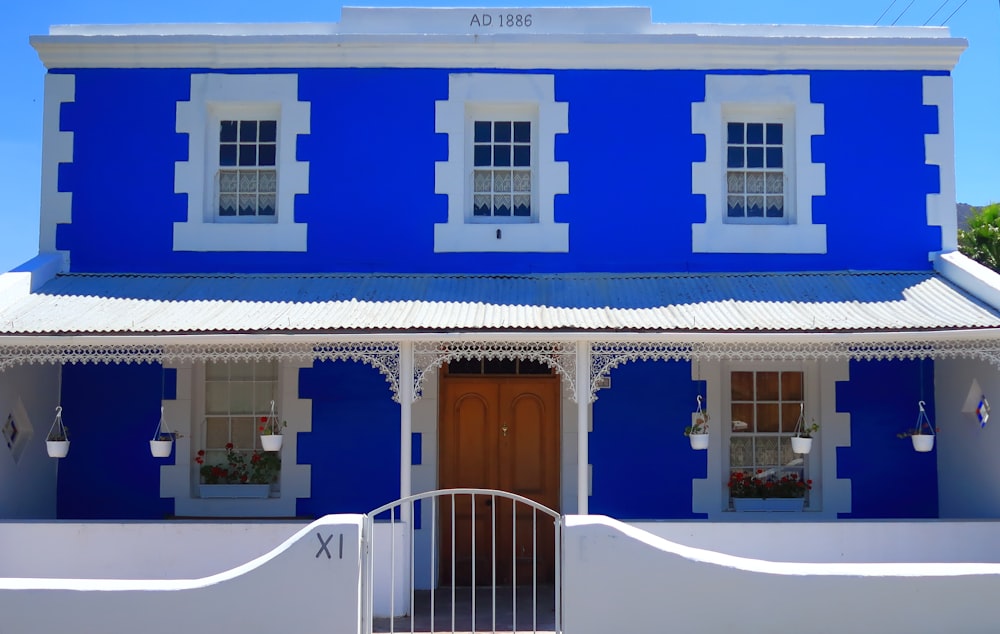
[[363, 488, 562, 634]]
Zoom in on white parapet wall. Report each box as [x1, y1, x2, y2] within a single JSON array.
[[564, 515, 1000, 634], [0, 515, 364, 634]]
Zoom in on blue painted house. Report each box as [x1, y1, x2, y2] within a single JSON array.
[[2, 7, 1000, 564]]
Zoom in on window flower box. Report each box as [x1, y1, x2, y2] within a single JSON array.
[[732, 497, 804, 512], [199, 484, 270, 499]]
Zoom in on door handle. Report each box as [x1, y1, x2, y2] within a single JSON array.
[[501, 423, 508, 437]]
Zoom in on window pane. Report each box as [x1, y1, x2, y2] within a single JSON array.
[[259, 170, 277, 193], [493, 145, 511, 167], [766, 198, 784, 218], [512, 171, 531, 192], [494, 194, 512, 216], [730, 436, 752, 466], [206, 361, 229, 380], [473, 195, 491, 216], [240, 120, 257, 142], [493, 121, 512, 143], [493, 171, 511, 193], [766, 173, 783, 194], [727, 197, 745, 217], [746, 147, 764, 168], [746, 123, 764, 144], [731, 403, 753, 433], [747, 197, 764, 217], [231, 416, 255, 450], [484, 358, 517, 374], [474, 121, 491, 143], [727, 172, 745, 194], [448, 358, 483, 374], [259, 120, 277, 142], [731, 371, 754, 400], [205, 382, 230, 415], [766, 123, 782, 145], [513, 121, 531, 143], [205, 418, 229, 448], [513, 145, 530, 167], [754, 436, 779, 465], [258, 144, 276, 166], [474, 170, 491, 192], [727, 122, 743, 144], [220, 120, 238, 143], [781, 371, 803, 400], [239, 144, 257, 167], [781, 402, 802, 433], [513, 195, 531, 216], [727, 147, 744, 168], [746, 172, 764, 194], [474, 145, 491, 167], [757, 372, 779, 400], [756, 403, 779, 432], [219, 195, 237, 216], [219, 144, 237, 166], [259, 195, 276, 216], [229, 382, 255, 414], [766, 147, 783, 168]]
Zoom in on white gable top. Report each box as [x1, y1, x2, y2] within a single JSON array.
[[32, 7, 967, 71]]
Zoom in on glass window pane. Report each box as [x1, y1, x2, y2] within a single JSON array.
[[781, 371, 803, 401], [258, 144, 276, 166], [766, 198, 784, 218], [746, 123, 764, 144], [746, 172, 764, 194], [727, 147, 743, 168], [220, 120, 238, 142], [513, 195, 531, 216], [474, 121, 491, 143], [730, 437, 752, 466], [206, 362, 229, 380], [231, 417, 255, 451], [727, 197, 745, 218], [240, 120, 257, 142], [219, 144, 237, 166], [513, 145, 530, 167], [230, 361, 256, 381], [766, 123, 782, 145], [727, 122, 743, 144], [747, 197, 764, 217], [493, 146, 511, 167], [512, 171, 531, 193], [239, 144, 257, 167], [205, 382, 230, 415], [781, 402, 802, 433], [473, 195, 491, 216], [493, 171, 511, 193], [219, 195, 237, 216], [754, 436, 779, 466], [766, 147, 783, 168], [756, 403, 780, 432], [205, 418, 230, 448], [766, 173, 783, 194], [259, 195, 276, 216], [494, 194, 511, 216], [731, 371, 754, 400], [259, 170, 276, 193], [448, 358, 483, 374], [493, 121, 512, 142], [747, 147, 764, 168], [484, 358, 517, 374], [731, 403, 753, 433], [757, 372, 779, 400], [474, 145, 491, 167], [474, 170, 491, 192], [259, 120, 277, 142], [513, 121, 531, 143], [229, 382, 255, 414]]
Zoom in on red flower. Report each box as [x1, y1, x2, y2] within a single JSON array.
[[260, 416, 268, 423], [240, 475, 248, 483], [259, 426, 265, 432], [225, 442, 234, 450], [195, 456, 204, 465], [197, 449, 205, 456]]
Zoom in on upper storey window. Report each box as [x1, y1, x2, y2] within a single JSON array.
[[174, 74, 309, 252], [692, 75, 825, 254], [436, 74, 568, 253], [725, 121, 786, 223], [217, 119, 277, 221], [473, 120, 532, 220]]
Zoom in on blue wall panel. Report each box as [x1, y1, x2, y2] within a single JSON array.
[[57, 363, 175, 520], [296, 360, 400, 517], [590, 360, 707, 520], [56, 67, 944, 275], [836, 359, 938, 518]]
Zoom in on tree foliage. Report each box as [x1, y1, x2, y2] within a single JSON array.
[[958, 203, 1000, 272]]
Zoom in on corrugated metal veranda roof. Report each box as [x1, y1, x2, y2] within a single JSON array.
[[1, 271, 999, 336]]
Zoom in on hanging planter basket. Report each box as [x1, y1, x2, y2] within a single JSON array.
[[45, 406, 70, 459], [791, 403, 819, 455], [149, 406, 176, 458], [685, 395, 709, 450], [901, 400, 937, 453], [260, 400, 286, 452]]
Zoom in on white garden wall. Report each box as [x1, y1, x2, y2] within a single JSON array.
[[0, 515, 363, 634], [565, 515, 1000, 634]]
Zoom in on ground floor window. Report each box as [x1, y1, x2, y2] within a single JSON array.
[[727, 369, 811, 506], [196, 360, 281, 491]]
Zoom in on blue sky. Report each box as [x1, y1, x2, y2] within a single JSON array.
[[2, 0, 998, 273]]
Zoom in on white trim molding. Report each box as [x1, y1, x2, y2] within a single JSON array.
[[692, 74, 826, 254], [924, 74, 958, 255], [435, 73, 569, 252], [39, 73, 75, 267], [174, 74, 310, 252]]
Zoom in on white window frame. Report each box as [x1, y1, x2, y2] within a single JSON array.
[[723, 364, 813, 510], [692, 74, 826, 254], [722, 110, 793, 225], [174, 74, 310, 252], [435, 73, 568, 252], [212, 112, 279, 224]]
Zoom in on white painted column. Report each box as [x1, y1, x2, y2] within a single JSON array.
[[399, 341, 413, 522], [576, 340, 590, 515]]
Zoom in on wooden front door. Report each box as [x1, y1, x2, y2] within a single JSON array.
[[439, 375, 560, 585]]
